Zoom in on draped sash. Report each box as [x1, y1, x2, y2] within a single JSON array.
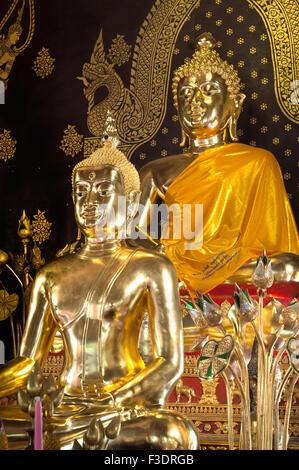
[[161, 143, 299, 294]]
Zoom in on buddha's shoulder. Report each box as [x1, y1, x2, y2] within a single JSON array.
[[228, 143, 277, 163], [139, 153, 192, 177], [34, 253, 78, 278]]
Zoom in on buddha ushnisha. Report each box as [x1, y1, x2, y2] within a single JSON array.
[[138, 32, 299, 295], [0, 139, 199, 450]]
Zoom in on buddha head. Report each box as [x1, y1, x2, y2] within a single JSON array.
[[172, 33, 245, 146], [72, 144, 140, 242]]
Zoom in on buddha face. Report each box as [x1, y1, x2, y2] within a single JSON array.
[[177, 71, 237, 140], [73, 165, 128, 240]]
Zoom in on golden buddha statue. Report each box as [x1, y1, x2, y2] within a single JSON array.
[[0, 136, 199, 449], [138, 33, 299, 296]]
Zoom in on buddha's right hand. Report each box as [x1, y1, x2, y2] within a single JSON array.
[[0, 357, 35, 398]]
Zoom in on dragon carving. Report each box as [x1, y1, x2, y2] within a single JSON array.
[[78, 0, 201, 158]]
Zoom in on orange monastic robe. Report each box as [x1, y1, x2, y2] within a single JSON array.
[[161, 143, 299, 294]]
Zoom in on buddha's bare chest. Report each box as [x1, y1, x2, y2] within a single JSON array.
[[46, 255, 142, 328]]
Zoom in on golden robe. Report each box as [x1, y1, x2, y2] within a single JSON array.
[[161, 143, 299, 294]]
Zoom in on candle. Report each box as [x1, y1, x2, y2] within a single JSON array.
[[34, 397, 43, 450]]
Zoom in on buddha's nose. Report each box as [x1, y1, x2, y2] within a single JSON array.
[[85, 188, 98, 206], [192, 89, 203, 104]]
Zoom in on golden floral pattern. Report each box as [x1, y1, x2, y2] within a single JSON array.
[[60, 125, 84, 157], [107, 34, 131, 66], [31, 210, 52, 245], [32, 47, 55, 79], [0, 129, 17, 162], [249, 0, 299, 123]]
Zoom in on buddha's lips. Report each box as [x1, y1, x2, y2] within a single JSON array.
[[81, 208, 103, 219], [188, 108, 206, 121]]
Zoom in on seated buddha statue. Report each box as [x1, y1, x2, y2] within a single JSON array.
[[138, 33, 299, 297], [0, 136, 199, 450]]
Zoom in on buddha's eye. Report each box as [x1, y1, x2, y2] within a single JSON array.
[[97, 183, 114, 197], [180, 87, 194, 100], [199, 82, 220, 97], [76, 186, 88, 197]]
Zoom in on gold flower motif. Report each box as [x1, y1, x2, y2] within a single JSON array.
[[31, 210, 52, 245], [226, 28, 233, 36], [195, 24, 201, 31], [60, 125, 84, 158], [107, 35, 131, 67], [0, 129, 17, 162], [285, 124, 292, 131], [227, 50, 234, 57], [250, 117, 257, 124], [237, 16, 244, 22], [251, 92, 258, 100], [272, 137, 280, 145], [272, 114, 280, 122], [216, 19, 222, 26], [284, 149, 292, 156], [260, 103, 268, 110], [184, 35, 190, 42], [250, 47, 257, 54], [0, 290, 19, 321], [32, 48, 55, 79], [161, 149, 168, 157], [226, 7, 233, 14], [237, 37, 244, 44], [284, 172, 291, 180], [139, 153, 146, 160], [249, 25, 256, 32], [238, 61, 244, 68]]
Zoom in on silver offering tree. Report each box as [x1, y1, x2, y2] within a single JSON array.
[[184, 251, 299, 450]]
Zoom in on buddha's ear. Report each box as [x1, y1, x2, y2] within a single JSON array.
[[228, 93, 246, 141], [127, 190, 141, 219]]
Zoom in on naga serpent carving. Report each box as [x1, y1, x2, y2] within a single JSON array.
[[248, 0, 299, 124], [78, 0, 201, 159]]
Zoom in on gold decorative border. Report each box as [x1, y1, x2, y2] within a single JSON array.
[[248, 0, 299, 123]]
